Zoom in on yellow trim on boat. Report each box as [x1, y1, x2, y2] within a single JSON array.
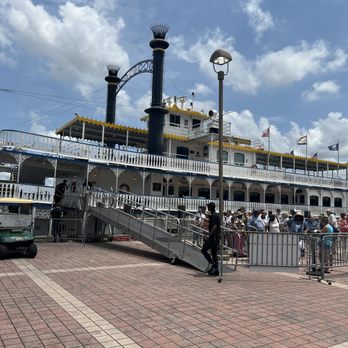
[[0, 198, 33, 204]]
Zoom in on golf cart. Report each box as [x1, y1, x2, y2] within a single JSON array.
[[0, 198, 37, 260]]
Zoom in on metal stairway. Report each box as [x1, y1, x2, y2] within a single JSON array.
[[88, 190, 210, 272]]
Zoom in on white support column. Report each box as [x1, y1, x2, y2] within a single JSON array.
[[141, 171, 147, 195], [207, 178, 214, 200], [101, 126, 105, 146], [165, 174, 171, 196], [111, 168, 121, 192], [126, 130, 129, 150], [278, 184, 282, 205], [187, 177, 193, 197], [261, 184, 267, 204], [16, 154, 22, 184], [245, 183, 251, 208], [227, 181, 232, 201], [209, 135, 214, 162], [82, 121, 85, 141], [168, 138, 172, 157]]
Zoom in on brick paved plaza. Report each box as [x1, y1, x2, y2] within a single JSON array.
[[1, 241, 348, 348]]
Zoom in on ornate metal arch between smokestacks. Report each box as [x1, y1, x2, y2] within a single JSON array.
[[115, 59, 153, 96]]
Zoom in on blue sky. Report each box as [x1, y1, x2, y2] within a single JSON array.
[[0, 0, 348, 161]]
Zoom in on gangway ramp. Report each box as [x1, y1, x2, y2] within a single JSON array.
[[89, 191, 209, 272]]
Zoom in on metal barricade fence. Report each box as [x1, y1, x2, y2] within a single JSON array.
[[33, 218, 89, 243], [305, 232, 348, 280], [214, 229, 348, 278]]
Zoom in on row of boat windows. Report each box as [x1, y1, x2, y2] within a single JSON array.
[[176, 146, 244, 164], [169, 115, 201, 128], [173, 187, 342, 207]]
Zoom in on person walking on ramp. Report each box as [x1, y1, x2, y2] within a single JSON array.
[[201, 202, 221, 276]]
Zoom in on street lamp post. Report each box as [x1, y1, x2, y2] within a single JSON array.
[[210, 49, 232, 280]]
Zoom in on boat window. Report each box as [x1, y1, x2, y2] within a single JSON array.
[[217, 150, 228, 163], [233, 191, 245, 202], [216, 189, 228, 200], [192, 119, 201, 128], [310, 195, 319, 206], [234, 153, 245, 166], [178, 186, 189, 197], [176, 147, 189, 159], [170, 114, 181, 127], [334, 197, 342, 208], [8, 205, 19, 214], [198, 187, 210, 199], [119, 184, 130, 193], [322, 196, 331, 207], [281, 194, 289, 204], [203, 145, 209, 158], [265, 193, 275, 203], [250, 192, 260, 202]]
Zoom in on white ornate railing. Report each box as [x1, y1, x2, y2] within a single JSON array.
[[0, 181, 342, 214], [89, 191, 342, 215], [0, 129, 346, 189], [0, 182, 54, 203]]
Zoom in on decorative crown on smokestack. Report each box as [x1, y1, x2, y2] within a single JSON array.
[[150, 24, 169, 39], [105, 64, 121, 128], [105, 64, 121, 82]]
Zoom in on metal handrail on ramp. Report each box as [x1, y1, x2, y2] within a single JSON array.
[[88, 190, 210, 272]]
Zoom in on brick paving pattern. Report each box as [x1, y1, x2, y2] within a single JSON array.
[[0, 241, 348, 347]]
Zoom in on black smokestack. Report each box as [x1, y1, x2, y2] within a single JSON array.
[[145, 24, 169, 155], [105, 64, 121, 125]]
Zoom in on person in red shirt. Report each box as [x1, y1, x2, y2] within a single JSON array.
[[338, 213, 348, 232]]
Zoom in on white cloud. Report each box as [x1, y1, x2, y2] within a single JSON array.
[[171, 29, 259, 94], [327, 49, 348, 70], [224, 109, 291, 152], [256, 41, 328, 87], [172, 30, 347, 93], [0, 0, 129, 96], [92, 0, 119, 14], [29, 112, 58, 137], [241, 0, 274, 40], [191, 83, 212, 96], [302, 80, 340, 102]]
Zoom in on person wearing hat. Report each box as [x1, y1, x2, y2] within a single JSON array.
[[288, 211, 307, 233], [247, 209, 265, 232], [326, 209, 338, 232]]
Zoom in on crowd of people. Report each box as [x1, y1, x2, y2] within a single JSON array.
[[193, 206, 348, 235], [193, 204, 348, 276]]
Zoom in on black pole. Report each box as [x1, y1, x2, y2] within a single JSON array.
[[105, 65, 121, 125], [105, 65, 121, 148], [145, 24, 169, 155]]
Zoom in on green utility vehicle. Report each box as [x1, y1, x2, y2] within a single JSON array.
[[0, 198, 37, 260]]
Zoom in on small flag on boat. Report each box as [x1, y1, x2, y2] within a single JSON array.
[[312, 152, 318, 158], [290, 150, 294, 155], [297, 135, 307, 145], [328, 143, 339, 151], [261, 127, 270, 137]]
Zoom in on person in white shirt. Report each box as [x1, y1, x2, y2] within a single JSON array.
[[268, 213, 280, 233], [326, 209, 338, 231]]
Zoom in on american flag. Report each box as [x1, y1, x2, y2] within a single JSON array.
[[261, 127, 270, 137]]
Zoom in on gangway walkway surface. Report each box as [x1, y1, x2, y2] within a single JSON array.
[[88, 189, 210, 272]]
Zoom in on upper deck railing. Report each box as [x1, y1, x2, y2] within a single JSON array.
[[0, 129, 346, 189]]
